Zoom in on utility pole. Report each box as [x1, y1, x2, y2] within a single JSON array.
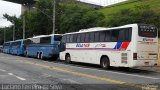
[[13, 21, 15, 41], [4, 29, 6, 43], [52, 0, 56, 34], [23, 15, 25, 39]]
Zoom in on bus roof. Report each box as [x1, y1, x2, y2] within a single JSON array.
[[4, 41, 14, 43], [63, 24, 138, 35], [15, 39, 27, 41], [32, 34, 62, 39]]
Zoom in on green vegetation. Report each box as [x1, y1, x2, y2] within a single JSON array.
[[59, 3, 104, 33], [0, 0, 104, 44], [99, 0, 160, 28], [0, 0, 160, 44], [100, 0, 160, 17]]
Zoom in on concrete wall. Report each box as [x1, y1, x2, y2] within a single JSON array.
[[78, 0, 127, 7], [21, 5, 34, 14]]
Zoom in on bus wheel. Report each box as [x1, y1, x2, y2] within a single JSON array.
[[40, 53, 44, 60], [37, 53, 40, 59], [100, 57, 110, 69], [65, 54, 71, 63], [25, 52, 28, 57], [53, 56, 58, 61]]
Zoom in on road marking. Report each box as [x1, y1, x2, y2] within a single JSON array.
[[19, 61, 142, 89], [8, 73, 26, 81], [49, 62, 160, 80], [61, 78, 81, 84], [105, 70, 160, 80], [0, 69, 6, 72], [65, 65, 160, 80]]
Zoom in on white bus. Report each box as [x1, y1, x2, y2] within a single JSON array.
[[60, 24, 158, 69]]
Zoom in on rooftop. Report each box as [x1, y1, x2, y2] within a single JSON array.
[[3, 0, 36, 5]]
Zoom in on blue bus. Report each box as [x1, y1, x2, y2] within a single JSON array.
[[25, 34, 62, 60], [10, 39, 26, 55], [3, 41, 12, 54]]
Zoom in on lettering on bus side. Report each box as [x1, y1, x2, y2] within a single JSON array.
[[143, 38, 153, 42], [76, 43, 90, 48]]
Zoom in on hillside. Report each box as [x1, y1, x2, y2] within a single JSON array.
[[99, 0, 160, 18]]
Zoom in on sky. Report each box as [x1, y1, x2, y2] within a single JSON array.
[[0, 0, 21, 27]]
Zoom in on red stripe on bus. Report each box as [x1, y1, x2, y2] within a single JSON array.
[[120, 42, 130, 50]]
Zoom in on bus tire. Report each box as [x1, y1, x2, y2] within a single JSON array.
[[100, 57, 110, 69], [40, 53, 44, 60], [53, 56, 58, 61], [65, 54, 71, 63], [25, 52, 28, 57], [37, 53, 40, 59]]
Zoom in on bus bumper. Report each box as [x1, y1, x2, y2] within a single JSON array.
[[132, 60, 157, 67]]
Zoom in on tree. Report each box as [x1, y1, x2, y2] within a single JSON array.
[[3, 14, 23, 40], [102, 4, 160, 31], [59, 3, 104, 33], [1, 0, 105, 43]]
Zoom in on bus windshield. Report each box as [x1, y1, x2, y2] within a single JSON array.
[[4, 43, 10, 46], [138, 24, 157, 38], [54, 35, 62, 41], [12, 41, 21, 46]]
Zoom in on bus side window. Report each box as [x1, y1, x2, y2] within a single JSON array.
[[125, 29, 129, 41], [70, 34, 73, 43], [105, 31, 111, 42], [95, 32, 100, 42], [61, 36, 66, 51], [73, 34, 77, 43], [40, 36, 51, 44], [124, 28, 132, 41], [66, 35, 70, 43], [99, 31, 105, 42], [81, 33, 85, 43], [118, 29, 125, 41], [62, 36, 66, 43], [127, 28, 132, 41], [85, 33, 90, 43], [111, 30, 119, 42], [77, 34, 81, 43], [89, 32, 94, 42]]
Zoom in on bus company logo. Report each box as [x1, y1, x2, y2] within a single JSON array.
[[143, 38, 153, 42], [95, 44, 106, 48], [76, 43, 90, 47]]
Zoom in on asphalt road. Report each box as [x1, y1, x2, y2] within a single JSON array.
[[0, 53, 159, 90]]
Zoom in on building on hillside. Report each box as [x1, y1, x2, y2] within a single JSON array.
[[3, 0, 35, 14], [3, 0, 128, 13], [77, 0, 127, 7]]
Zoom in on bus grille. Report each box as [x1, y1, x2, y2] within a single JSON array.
[[121, 53, 127, 64]]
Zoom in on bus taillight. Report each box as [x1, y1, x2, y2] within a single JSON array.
[[133, 53, 137, 60]]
